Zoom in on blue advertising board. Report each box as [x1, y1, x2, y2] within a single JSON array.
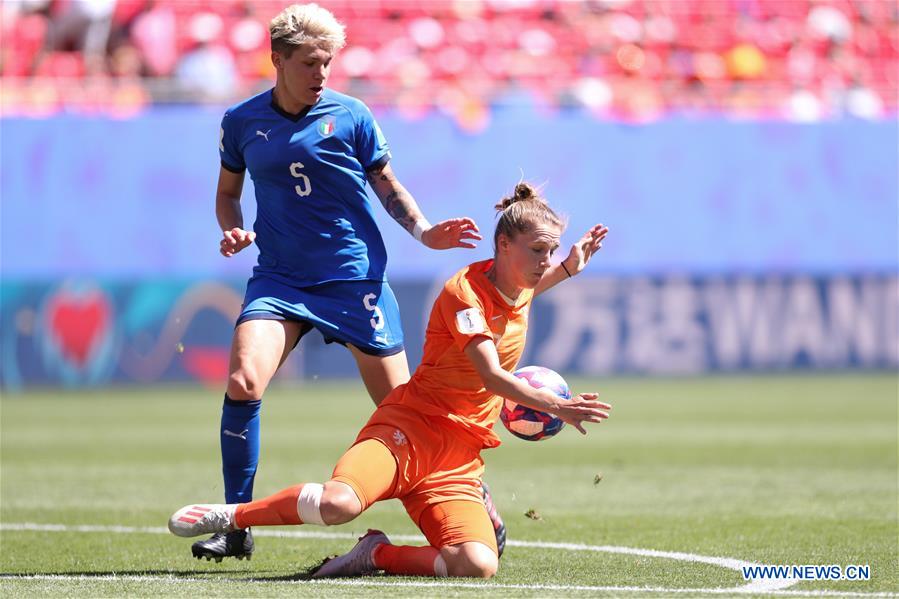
[[2, 109, 896, 279], [1, 275, 895, 389]]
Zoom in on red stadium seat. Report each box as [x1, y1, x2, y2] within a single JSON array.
[[33, 51, 85, 79], [1, 0, 894, 117]]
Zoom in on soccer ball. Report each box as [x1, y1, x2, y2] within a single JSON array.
[[500, 366, 571, 441]]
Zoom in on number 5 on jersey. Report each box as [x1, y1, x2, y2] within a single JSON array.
[[290, 162, 312, 197]]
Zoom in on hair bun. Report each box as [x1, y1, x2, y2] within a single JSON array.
[[495, 182, 541, 211], [514, 183, 535, 201]]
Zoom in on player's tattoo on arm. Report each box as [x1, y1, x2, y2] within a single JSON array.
[[381, 190, 421, 232], [365, 163, 389, 183], [368, 164, 425, 234], [366, 167, 391, 184]]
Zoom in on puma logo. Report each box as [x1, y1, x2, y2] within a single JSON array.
[[223, 429, 248, 440], [256, 129, 271, 142]]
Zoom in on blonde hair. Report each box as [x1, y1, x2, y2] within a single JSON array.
[[270, 4, 347, 56], [493, 182, 566, 252]]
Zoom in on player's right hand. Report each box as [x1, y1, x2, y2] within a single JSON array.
[[220, 227, 256, 257], [555, 393, 612, 435]]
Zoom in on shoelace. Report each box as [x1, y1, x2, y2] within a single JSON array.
[[203, 508, 234, 532], [353, 537, 376, 571]]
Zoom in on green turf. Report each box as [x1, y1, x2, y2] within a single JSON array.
[[1, 375, 896, 597]]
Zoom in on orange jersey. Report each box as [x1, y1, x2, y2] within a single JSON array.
[[378, 259, 533, 448]]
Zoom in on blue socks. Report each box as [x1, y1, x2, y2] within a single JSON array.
[[220, 394, 262, 504]]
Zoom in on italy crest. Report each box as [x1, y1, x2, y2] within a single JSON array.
[[318, 117, 335, 137]]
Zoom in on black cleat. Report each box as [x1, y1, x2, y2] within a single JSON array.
[[191, 529, 254, 562], [482, 482, 506, 558]]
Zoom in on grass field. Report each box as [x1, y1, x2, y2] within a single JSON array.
[[1, 375, 896, 597]]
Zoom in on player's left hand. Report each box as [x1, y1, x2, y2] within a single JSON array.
[[421, 217, 482, 250], [561, 223, 608, 275]]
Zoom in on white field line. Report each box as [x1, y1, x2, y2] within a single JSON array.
[[0, 523, 891, 597], [1, 574, 895, 597]]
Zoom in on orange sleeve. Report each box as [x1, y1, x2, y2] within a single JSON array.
[[436, 279, 493, 351]]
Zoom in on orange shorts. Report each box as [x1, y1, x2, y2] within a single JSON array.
[[330, 405, 497, 554]]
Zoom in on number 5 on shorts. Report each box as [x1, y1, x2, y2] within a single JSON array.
[[363, 293, 384, 331]]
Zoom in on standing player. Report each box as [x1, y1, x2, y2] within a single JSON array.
[[198, 3, 485, 561], [170, 183, 611, 578]]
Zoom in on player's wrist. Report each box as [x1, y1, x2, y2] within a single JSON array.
[[412, 219, 431, 243], [561, 257, 579, 277], [535, 387, 564, 414]]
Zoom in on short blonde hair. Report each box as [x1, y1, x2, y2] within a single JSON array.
[[270, 4, 346, 56]]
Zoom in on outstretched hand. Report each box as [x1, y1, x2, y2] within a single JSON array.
[[220, 227, 256, 257], [555, 393, 612, 435], [561, 224, 608, 275], [421, 218, 482, 250]]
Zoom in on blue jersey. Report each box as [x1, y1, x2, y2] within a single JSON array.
[[219, 88, 391, 287]]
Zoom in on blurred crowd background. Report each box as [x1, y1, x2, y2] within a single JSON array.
[[2, 0, 896, 126]]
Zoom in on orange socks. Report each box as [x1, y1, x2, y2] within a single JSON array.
[[373, 544, 445, 576], [234, 484, 304, 528], [233, 489, 447, 578]]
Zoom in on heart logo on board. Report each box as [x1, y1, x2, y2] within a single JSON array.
[[45, 289, 111, 368], [182, 346, 230, 388]]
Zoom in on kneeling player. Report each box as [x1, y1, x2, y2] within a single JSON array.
[[169, 183, 611, 577]]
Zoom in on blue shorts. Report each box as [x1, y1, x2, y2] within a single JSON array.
[[237, 276, 404, 356]]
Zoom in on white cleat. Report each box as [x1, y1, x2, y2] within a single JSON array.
[[168, 504, 237, 538], [312, 529, 391, 578]]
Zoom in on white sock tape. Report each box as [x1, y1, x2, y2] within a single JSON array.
[[297, 483, 326, 526], [434, 554, 448, 577]]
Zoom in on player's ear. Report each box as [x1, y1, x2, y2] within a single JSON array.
[[497, 233, 511, 254], [271, 51, 282, 70]]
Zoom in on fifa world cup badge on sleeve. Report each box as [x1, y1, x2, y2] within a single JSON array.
[[455, 308, 486, 334]]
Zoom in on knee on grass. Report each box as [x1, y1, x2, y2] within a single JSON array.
[[442, 542, 498, 579]]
